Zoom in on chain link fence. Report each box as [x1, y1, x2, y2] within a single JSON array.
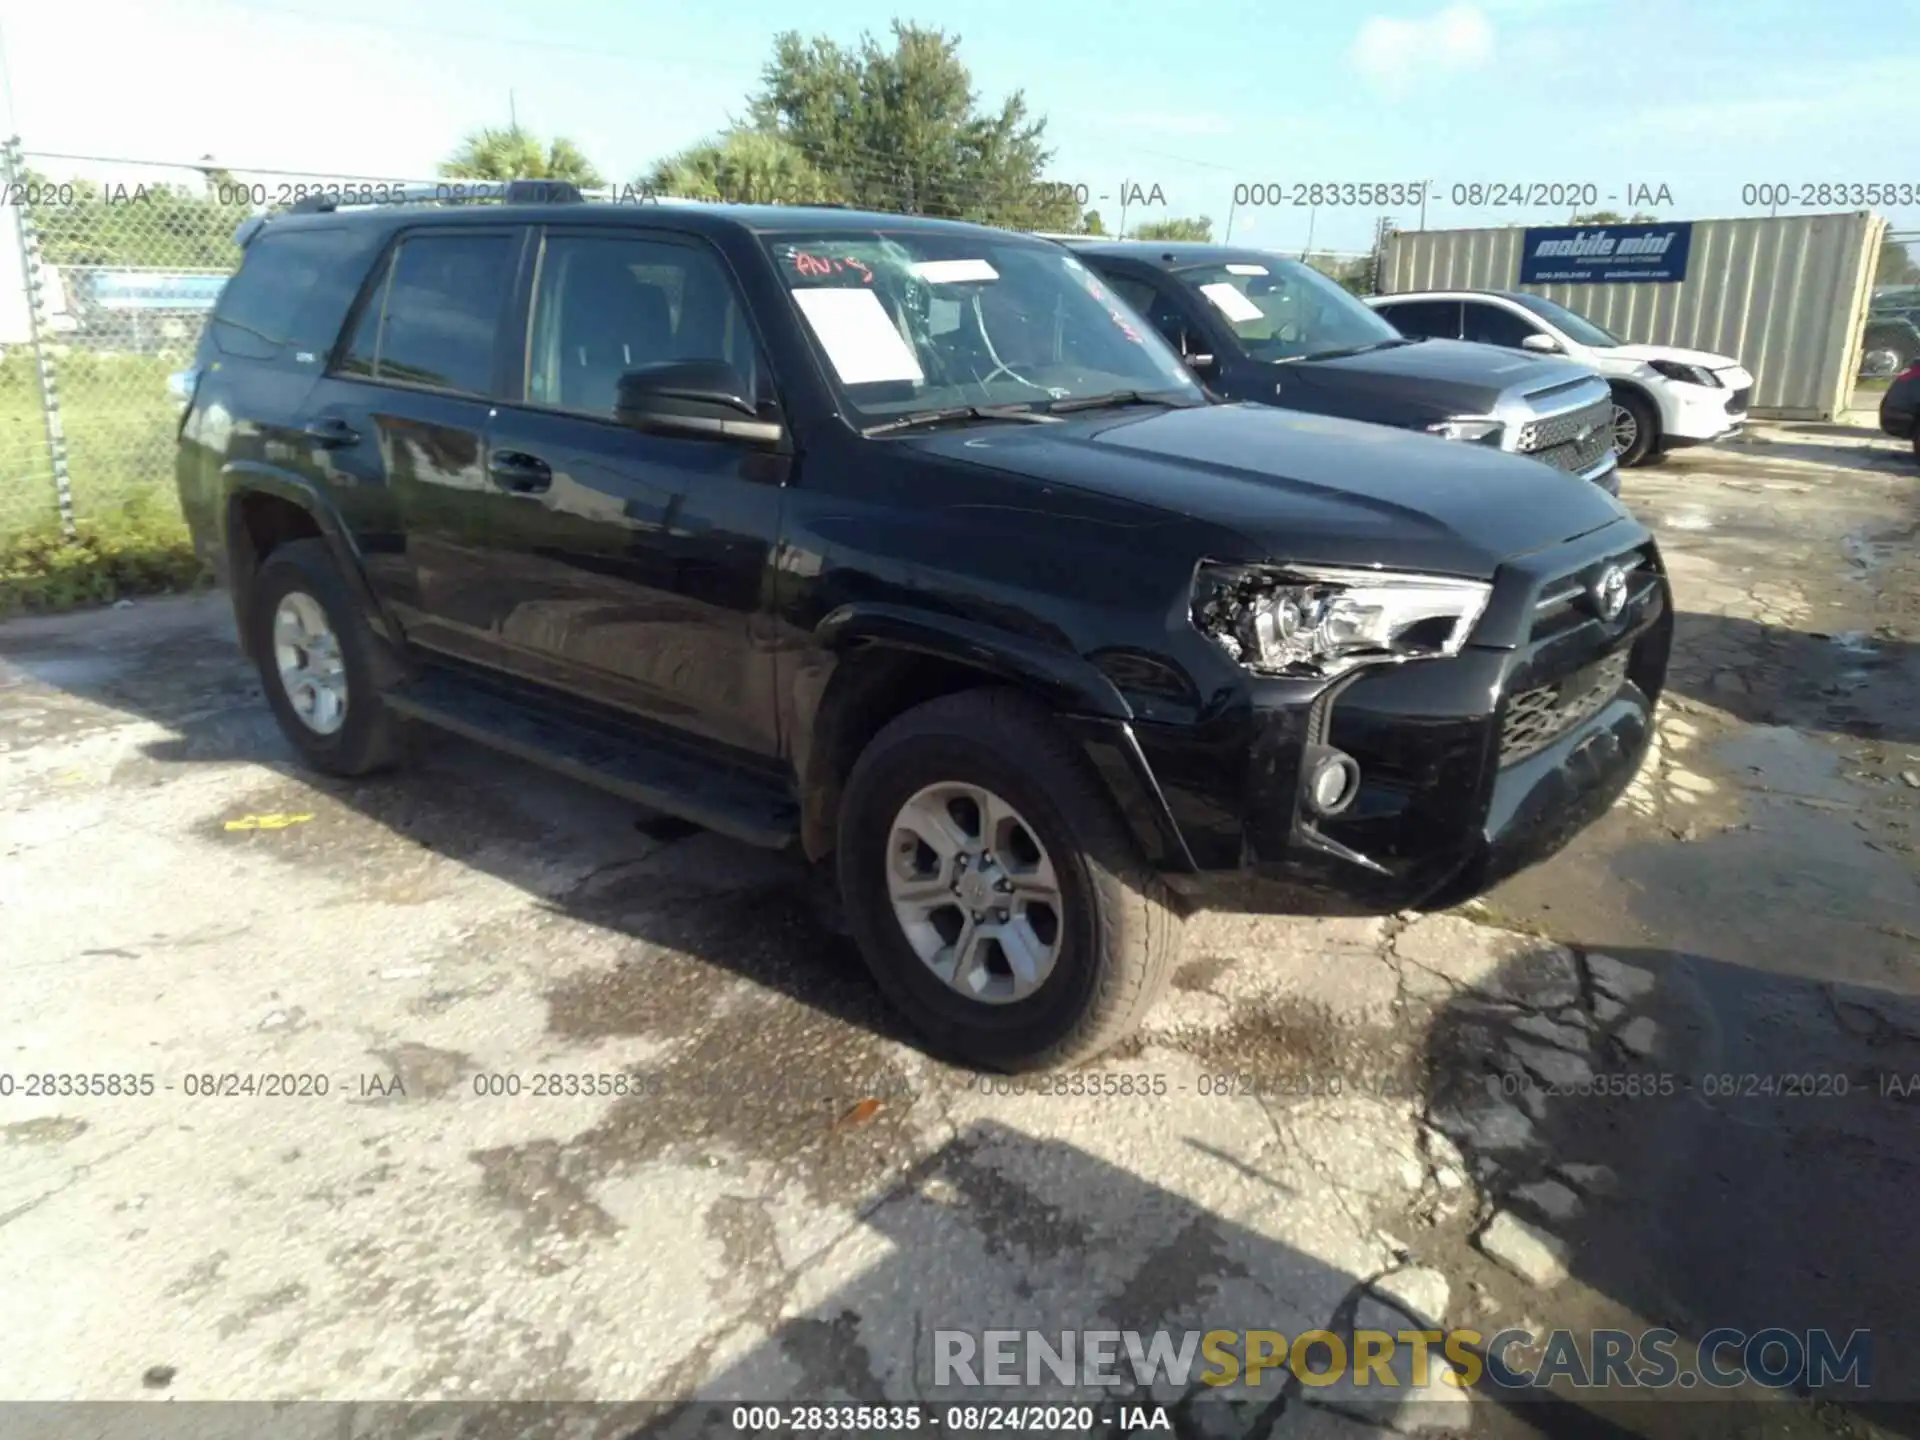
[[0, 145, 473, 543]]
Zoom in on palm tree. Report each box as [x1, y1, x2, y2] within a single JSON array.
[[439, 126, 605, 187], [644, 130, 840, 206]]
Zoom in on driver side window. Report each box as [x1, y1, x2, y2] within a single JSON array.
[[1104, 273, 1199, 356], [1461, 301, 1544, 350], [527, 233, 768, 419]]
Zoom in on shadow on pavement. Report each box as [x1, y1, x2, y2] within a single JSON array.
[[1662, 611, 1920, 745], [1421, 940, 1920, 1440]]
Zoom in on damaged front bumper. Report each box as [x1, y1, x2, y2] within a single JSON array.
[[1112, 520, 1673, 915]]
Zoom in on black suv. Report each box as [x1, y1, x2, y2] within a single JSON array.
[[1061, 240, 1621, 494], [175, 183, 1673, 1071]]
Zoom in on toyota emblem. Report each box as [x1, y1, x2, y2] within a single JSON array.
[[1592, 563, 1630, 621]]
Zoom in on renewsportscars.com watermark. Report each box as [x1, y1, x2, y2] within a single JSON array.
[[934, 1327, 1872, 1394]]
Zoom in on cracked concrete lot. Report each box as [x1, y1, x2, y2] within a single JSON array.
[[2, 420, 1918, 1439]]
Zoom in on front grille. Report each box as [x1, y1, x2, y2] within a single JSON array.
[[1516, 398, 1611, 455], [1727, 385, 1751, 414], [1530, 424, 1614, 475], [1500, 649, 1631, 767]]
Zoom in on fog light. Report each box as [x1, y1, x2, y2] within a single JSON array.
[[1302, 744, 1361, 817]]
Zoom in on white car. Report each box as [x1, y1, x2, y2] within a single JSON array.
[[1367, 289, 1753, 467]]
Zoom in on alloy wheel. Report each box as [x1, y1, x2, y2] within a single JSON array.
[[1610, 402, 1639, 457], [885, 782, 1063, 1005], [272, 591, 349, 735]]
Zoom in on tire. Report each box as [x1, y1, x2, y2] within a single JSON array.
[[836, 688, 1184, 1072], [246, 537, 402, 777], [1610, 387, 1658, 467]]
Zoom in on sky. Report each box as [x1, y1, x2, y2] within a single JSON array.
[[0, 0, 1915, 253]]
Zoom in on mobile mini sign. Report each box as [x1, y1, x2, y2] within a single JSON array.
[[1518, 222, 1694, 285]]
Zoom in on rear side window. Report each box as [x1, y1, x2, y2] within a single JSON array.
[[208, 225, 382, 364], [337, 232, 517, 396]]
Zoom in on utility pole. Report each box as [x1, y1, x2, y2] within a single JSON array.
[[509, 91, 518, 130]]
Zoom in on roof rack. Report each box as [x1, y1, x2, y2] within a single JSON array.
[[287, 178, 586, 215]]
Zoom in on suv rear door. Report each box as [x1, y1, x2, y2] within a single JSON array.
[[315, 224, 529, 660], [476, 224, 788, 762]]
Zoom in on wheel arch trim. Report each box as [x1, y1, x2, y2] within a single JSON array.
[[799, 605, 1195, 874], [218, 462, 403, 652]]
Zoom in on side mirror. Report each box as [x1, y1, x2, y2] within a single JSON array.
[[615, 360, 784, 445], [1521, 333, 1562, 354]]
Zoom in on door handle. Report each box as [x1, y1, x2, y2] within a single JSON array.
[[302, 418, 360, 447], [489, 450, 552, 494]]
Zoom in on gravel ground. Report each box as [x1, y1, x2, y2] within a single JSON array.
[[2, 420, 1916, 1439]]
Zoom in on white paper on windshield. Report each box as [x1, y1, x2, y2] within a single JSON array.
[[793, 288, 925, 385], [1225, 263, 1268, 275], [1199, 282, 1265, 323], [913, 258, 999, 283]]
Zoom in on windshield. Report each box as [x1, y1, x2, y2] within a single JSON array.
[[1505, 292, 1625, 348], [763, 230, 1205, 425], [1175, 258, 1403, 362]]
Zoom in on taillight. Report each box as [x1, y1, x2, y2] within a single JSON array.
[[1898, 362, 1920, 383]]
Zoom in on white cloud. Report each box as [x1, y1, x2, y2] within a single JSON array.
[[1352, 6, 1496, 97]]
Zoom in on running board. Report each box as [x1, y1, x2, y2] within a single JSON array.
[[384, 670, 799, 850]]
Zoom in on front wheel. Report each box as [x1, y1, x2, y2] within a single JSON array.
[[1610, 388, 1658, 467], [836, 689, 1184, 1072]]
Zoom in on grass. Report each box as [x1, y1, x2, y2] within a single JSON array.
[[1, 350, 210, 616]]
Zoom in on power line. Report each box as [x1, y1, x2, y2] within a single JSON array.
[[185, 0, 771, 77], [172, 0, 1246, 188]]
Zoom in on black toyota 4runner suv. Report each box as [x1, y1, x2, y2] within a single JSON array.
[[175, 182, 1673, 1071]]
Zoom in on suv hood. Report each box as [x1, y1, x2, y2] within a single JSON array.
[[1282, 338, 1586, 414], [1603, 341, 1742, 371], [907, 402, 1627, 578]]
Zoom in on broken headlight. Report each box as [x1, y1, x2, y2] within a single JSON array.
[[1192, 564, 1492, 679]]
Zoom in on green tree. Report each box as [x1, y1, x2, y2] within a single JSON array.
[[440, 125, 604, 186], [1304, 251, 1377, 296], [645, 129, 841, 205], [1874, 236, 1920, 286], [740, 22, 1079, 228], [1133, 216, 1212, 242], [1081, 209, 1107, 236]]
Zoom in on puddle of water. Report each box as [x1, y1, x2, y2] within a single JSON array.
[[1826, 631, 1878, 656], [1842, 523, 1913, 585], [1662, 509, 1716, 532]]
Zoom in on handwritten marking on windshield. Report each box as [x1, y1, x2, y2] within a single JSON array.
[[791, 251, 874, 283]]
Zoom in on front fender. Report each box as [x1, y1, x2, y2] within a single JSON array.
[[815, 602, 1135, 721], [797, 604, 1194, 874]]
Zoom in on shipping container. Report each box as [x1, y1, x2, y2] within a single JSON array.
[[1381, 211, 1885, 420]]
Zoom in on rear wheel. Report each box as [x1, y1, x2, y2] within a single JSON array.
[[1610, 388, 1658, 467], [247, 538, 402, 777], [836, 688, 1184, 1072]]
